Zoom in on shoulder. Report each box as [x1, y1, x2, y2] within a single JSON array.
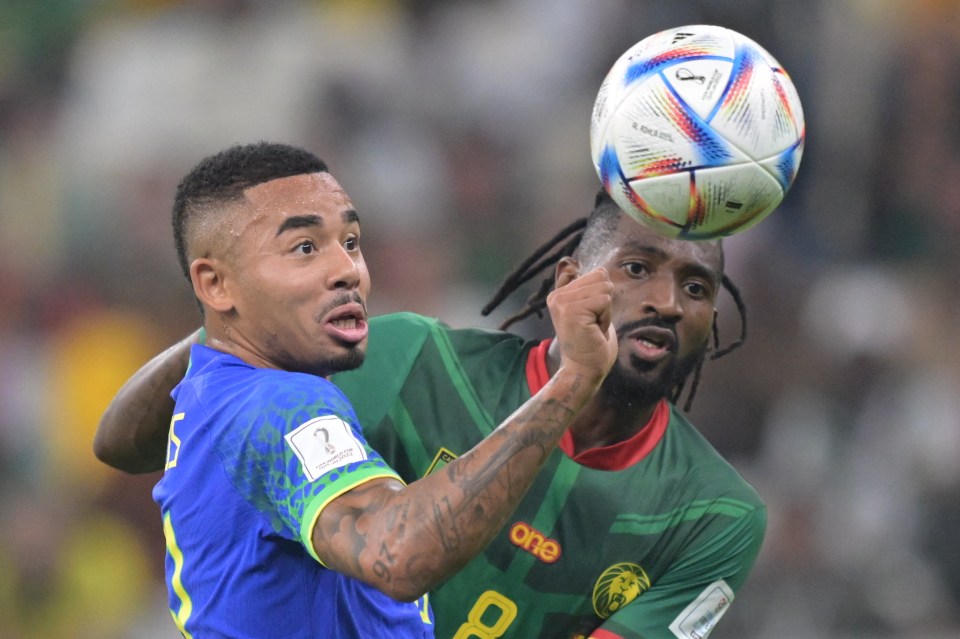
[[187, 349, 356, 428], [368, 311, 441, 339], [190, 349, 336, 398], [334, 313, 438, 384], [367, 312, 523, 348], [373, 312, 530, 382], [665, 405, 766, 511], [338, 311, 525, 382], [246, 368, 355, 419], [332, 312, 532, 431]]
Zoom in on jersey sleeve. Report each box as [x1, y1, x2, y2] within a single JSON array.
[[213, 371, 402, 559], [590, 503, 766, 639]]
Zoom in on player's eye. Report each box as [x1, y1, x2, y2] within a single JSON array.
[[343, 235, 360, 252], [684, 280, 711, 299], [623, 261, 649, 277], [294, 240, 316, 255]]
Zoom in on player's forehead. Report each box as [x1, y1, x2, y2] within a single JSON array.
[[612, 216, 723, 274], [242, 172, 353, 218]]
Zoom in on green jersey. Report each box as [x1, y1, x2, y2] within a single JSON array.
[[332, 313, 766, 639]]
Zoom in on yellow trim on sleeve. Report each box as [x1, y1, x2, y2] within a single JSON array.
[[300, 472, 407, 566]]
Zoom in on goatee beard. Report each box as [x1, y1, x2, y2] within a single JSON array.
[[323, 347, 366, 375], [281, 344, 366, 377], [601, 348, 704, 408]]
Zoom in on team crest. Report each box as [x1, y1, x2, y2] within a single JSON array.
[[424, 447, 458, 476], [592, 562, 651, 618]]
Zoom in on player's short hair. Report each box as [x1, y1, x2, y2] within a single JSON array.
[[572, 189, 620, 266], [172, 142, 328, 280]]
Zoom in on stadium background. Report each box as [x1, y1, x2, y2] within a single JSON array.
[[1, 0, 959, 637]]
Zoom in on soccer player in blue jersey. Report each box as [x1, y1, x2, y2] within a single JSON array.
[[140, 142, 618, 638], [96, 184, 765, 638]]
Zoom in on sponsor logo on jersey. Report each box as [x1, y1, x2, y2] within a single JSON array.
[[507, 522, 561, 563], [592, 562, 651, 618], [424, 447, 458, 476], [668, 579, 733, 639]]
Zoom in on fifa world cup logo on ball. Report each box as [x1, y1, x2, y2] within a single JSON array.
[[674, 67, 706, 84]]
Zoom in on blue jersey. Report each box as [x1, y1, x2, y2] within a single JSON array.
[[153, 344, 434, 638]]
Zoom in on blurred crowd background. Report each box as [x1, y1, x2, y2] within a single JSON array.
[[2, 0, 959, 637]]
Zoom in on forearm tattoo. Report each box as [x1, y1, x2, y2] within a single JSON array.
[[314, 374, 589, 598]]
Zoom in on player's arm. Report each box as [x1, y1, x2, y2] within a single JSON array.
[[588, 505, 767, 639], [312, 268, 618, 603], [92, 330, 199, 473]]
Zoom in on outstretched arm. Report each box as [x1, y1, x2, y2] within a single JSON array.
[[312, 268, 618, 602], [93, 330, 199, 473]]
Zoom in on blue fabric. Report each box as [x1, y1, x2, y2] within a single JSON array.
[[153, 344, 434, 638]]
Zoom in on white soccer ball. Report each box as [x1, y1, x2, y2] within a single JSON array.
[[590, 24, 805, 239]]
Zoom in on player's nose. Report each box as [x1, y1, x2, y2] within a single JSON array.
[[326, 244, 361, 290], [642, 275, 682, 321]]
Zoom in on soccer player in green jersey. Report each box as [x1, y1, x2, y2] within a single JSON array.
[[95, 188, 765, 639]]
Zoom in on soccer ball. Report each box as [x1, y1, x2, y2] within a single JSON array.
[[590, 24, 805, 239]]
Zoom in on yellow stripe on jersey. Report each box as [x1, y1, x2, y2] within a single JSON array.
[[163, 512, 194, 638]]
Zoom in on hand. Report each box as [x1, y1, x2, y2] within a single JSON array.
[[546, 267, 617, 385]]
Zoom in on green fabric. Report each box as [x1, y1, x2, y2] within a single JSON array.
[[333, 312, 765, 639]]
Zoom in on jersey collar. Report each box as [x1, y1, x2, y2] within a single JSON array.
[[525, 339, 669, 470]]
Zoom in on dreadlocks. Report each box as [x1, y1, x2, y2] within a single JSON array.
[[481, 189, 748, 411]]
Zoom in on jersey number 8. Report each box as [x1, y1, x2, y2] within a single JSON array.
[[453, 590, 518, 639]]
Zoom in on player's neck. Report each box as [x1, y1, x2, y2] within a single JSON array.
[[205, 328, 310, 376], [545, 341, 659, 452], [566, 392, 659, 453]]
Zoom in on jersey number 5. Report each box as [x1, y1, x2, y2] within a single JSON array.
[[165, 412, 185, 470]]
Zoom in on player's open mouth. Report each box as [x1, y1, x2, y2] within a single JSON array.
[[626, 326, 676, 361], [324, 304, 368, 343]]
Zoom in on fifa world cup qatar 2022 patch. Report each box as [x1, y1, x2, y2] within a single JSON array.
[[668, 579, 734, 639], [284, 415, 367, 481]]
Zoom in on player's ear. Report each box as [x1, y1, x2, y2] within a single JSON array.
[[554, 256, 582, 289], [191, 258, 234, 314]]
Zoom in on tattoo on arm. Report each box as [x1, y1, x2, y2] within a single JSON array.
[[313, 373, 593, 600]]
